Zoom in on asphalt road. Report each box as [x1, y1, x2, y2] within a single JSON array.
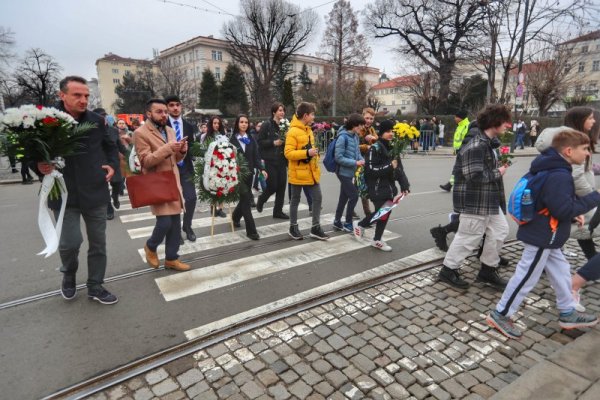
[[0, 154, 535, 399]]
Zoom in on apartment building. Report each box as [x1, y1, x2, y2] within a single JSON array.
[[95, 53, 159, 114], [560, 30, 600, 100], [368, 75, 421, 115]]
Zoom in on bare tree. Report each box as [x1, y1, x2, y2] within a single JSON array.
[[156, 61, 195, 109], [15, 48, 62, 106], [492, 0, 587, 104], [405, 72, 441, 115], [365, 0, 487, 105], [222, 0, 318, 115], [320, 0, 371, 85], [0, 27, 15, 75], [525, 45, 582, 115], [302, 77, 333, 116]]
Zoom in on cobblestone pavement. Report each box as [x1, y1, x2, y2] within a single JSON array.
[[89, 240, 599, 400]]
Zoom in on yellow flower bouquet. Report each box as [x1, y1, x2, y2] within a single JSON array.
[[390, 122, 420, 158]]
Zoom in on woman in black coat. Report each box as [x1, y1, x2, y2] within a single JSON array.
[[356, 120, 410, 251], [230, 115, 265, 240]]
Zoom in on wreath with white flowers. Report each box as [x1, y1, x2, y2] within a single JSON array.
[[192, 136, 249, 204]]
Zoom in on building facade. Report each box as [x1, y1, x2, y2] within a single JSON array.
[[158, 35, 380, 112], [95, 53, 159, 114], [368, 75, 420, 115]]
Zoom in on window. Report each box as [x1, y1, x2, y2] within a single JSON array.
[[309, 65, 313, 73], [582, 45, 589, 53], [112, 68, 119, 74], [124, 63, 131, 67], [184, 54, 187, 63], [215, 67, 221, 81], [195, 50, 200, 60], [593, 60, 600, 71], [578, 61, 585, 73], [212, 50, 222, 61], [113, 78, 120, 84]]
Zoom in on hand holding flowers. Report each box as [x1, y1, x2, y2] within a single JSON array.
[[499, 145, 514, 166]]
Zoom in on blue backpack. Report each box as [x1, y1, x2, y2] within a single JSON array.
[[323, 134, 347, 172], [507, 170, 554, 225]]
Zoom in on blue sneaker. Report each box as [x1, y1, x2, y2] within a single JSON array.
[[342, 222, 353, 232], [88, 287, 118, 305], [332, 220, 344, 231]]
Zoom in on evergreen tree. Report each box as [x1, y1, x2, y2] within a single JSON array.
[[297, 63, 312, 87], [114, 70, 155, 113], [351, 79, 367, 112], [198, 68, 220, 109], [219, 63, 249, 116], [273, 63, 293, 102], [282, 79, 295, 111]]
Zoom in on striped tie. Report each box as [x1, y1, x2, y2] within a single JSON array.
[[174, 120, 184, 167]]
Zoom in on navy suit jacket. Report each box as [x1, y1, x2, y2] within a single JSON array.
[[230, 134, 261, 172], [167, 118, 197, 175]]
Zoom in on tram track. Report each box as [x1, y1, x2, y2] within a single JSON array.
[[0, 210, 450, 311]]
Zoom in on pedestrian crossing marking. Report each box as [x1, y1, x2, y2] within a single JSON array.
[[183, 247, 441, 340], [139, 213, 335, 261], [127, 204, 309, 239], [155, 229, 400, 302]]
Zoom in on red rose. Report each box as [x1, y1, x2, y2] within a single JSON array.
[[36, 105, 43, 110], [217, 190, 223, 197], [229, 187, 235, 193], [210, 161, 214, 167], [42, 116, 59, 126]]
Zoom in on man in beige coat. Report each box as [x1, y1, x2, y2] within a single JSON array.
[[134, 98, 190, 271]]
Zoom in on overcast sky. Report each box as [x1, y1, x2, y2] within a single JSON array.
[[0, 0, 403, 80]]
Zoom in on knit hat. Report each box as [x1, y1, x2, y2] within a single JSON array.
[[379, 119, 395, 134], [92, 108, 107, 116], [455, 110, 468, 119]]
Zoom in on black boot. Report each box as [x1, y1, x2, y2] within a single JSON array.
[[477, 264, 507, 288], [577, 239, 597, 260], [430, 225, 448, 251], [439, 182, 452, 192], [438, 266, 469, 289]]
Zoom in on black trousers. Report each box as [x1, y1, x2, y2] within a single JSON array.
[[233, 175, 257, 235], [179, 168, 197, 231], [260, 162, 287, 215]]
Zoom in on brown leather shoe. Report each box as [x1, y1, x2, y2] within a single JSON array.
[[144, 245, 159, 268], [164, 259, 190, 271]]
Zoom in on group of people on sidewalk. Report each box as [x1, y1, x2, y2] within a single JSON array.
[[428, 104, 600, 339]]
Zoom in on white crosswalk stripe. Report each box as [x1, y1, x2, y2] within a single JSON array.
[[138, 213, 334, 261], [155, 229, 401, 302], [126, 203, 308, 239]]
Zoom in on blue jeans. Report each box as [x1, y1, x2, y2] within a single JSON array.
[[147, 214, 181, 261], [335, 174, 358, 224], [54, 206, 107, 290]]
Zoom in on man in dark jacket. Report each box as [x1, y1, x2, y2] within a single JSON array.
[[38, 76, 119, 305], [438, 104, 512, 290], [166, 95, 198, 243], [93, 108, 127, 220], [256, 102, 289, 219]]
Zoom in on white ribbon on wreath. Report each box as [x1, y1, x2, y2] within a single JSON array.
[[37, 158, 68, 258]]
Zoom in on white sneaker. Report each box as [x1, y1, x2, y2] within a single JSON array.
[[372, 240, 392, 251], [353, 222, 364, 240], [573, 289, 586, 312]]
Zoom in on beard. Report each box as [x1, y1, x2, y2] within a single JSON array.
[[150, 116, 167, 127]]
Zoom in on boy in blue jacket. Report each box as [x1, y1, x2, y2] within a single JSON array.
[[487, 130, 600, 339]]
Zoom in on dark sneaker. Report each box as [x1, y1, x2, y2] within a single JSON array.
[[273, 212, 289, 220], [430, 225, 448, 251], [61, 274, 77, 300], [486, 310, 522, 340], [310, 225, 330, 241], [438, 266, 469, 289], [113, 197, 120, 209], [88, 287, 118, 305], [184, 227, 197, 242], [216, 209, 227, 218], [559, 310, 598, 330], [342, 222, 353, 233], [332, 220, 344, 231], [106, 211, 114, 220], [439, 182, 452, 192], [477, 264, 507, 289], [289, 225, 303, 240]]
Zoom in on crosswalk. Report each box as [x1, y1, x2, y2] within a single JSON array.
[[115, 189, 405, 337]]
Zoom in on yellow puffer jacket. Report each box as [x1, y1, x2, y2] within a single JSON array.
[[285, 115, 321, 185]]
